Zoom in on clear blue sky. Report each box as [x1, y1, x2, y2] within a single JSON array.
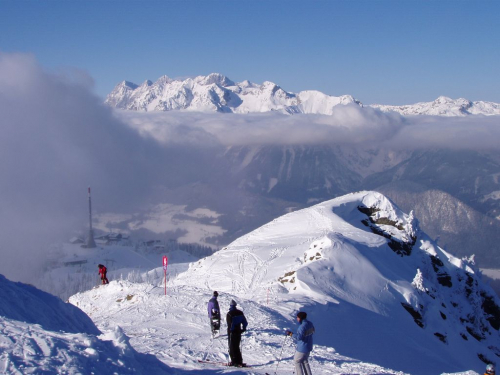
[[1, 0, 499, 105]]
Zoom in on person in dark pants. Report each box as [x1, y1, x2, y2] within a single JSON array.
[[226, 299, 248, 367], [98, 264, 109, 285]]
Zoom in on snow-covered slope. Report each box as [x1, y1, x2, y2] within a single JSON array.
[[105, 74, 500, 116], [0, 275, 172, 374], [70, 280, 409, 375], [0, 274, 99, 335], [172, 191, 500, 374], [371, 96, 500, 116], [105, 73, 361, 114]]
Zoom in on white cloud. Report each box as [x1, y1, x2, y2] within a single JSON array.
[[0, 53, 164, 281], [116, 105, 500, 151]]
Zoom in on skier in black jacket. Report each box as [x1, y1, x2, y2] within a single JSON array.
[[226, 299, 248, 367]]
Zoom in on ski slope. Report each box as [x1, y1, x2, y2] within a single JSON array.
[[70, 280, 408, 375]]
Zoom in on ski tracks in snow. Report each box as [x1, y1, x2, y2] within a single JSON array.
[[70, 281, 409, 375]]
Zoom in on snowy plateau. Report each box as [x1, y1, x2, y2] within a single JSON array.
[[1, 191, 499, 375], [105, 73, 500, 116]]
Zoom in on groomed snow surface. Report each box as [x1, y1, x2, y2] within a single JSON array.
[[2, 191, 497, 374]]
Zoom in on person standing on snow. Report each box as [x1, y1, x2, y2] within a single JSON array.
[[98, 264, 109, 285], [207, 291, 220, 333], [226, 299, 248, 367], [286, 311, 315, 375]]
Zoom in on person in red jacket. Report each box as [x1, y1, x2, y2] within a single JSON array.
[[98, 264, 109, 285]]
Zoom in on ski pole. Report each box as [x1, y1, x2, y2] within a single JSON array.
[[274, 333, 289, 374]]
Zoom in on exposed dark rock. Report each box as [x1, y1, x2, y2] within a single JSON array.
[[434, 332, 447, 343], [373, 217, 404, 230], [357, 206, 380, 216], [460, 333, 468, 341], [440, 311, 447, 320], [488, 345, 500, 358], [478, 353, 494, 364], [278, 270, 296, 284], [357, 205, 416, 256], [464, 273, 475, 298], [430, 255, 452, 288], [467, 326, 484, 341], [401, 303, 424, 328], [430, 256, 444, 272], [437, 274, 453, 288], [480, 291, 500, 330], [388, 239, 414, 257]]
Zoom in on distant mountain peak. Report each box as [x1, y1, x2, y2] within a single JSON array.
[[121, 80, 138, 90], [196, 73, 235, 87]]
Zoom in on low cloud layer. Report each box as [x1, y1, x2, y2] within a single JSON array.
[[117, 104, 500, 151], [117, 107, 405, 147], [0, 53, 165, 281]]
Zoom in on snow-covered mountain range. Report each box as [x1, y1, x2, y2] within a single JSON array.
[[105, 73, 360, 115], [372, 96, 500, 117], [105, 73, 500, 116]]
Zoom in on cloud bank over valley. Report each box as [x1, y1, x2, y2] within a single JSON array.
[[117, 103, 500, 151]]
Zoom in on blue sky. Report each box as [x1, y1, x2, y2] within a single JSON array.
[[1, 0, 499, 105]]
